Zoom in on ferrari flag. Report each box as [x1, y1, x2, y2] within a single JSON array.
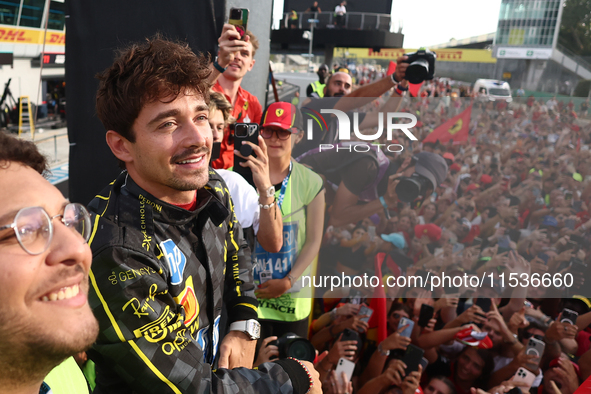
[[423, 105, 472, 144]]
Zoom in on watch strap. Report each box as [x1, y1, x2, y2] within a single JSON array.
[[378, 342, 390, 356], [214, 59, 226, 73]]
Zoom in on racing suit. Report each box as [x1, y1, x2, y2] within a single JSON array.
[[87, 170, 309, 394]]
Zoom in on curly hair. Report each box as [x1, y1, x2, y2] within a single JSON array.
[[0, 132, 48, 175], [95, 35, 212, 143]]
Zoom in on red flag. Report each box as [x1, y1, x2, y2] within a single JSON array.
[[386, 61, 396, 76], [408, 82, 423, 97], [575, 376, 591, 393], [423, 105, 472, 144]]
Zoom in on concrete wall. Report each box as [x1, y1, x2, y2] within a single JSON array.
[[226, 0, 273, 107]]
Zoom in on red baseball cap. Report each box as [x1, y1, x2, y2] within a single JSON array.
[[480, 174, 492, 185], [443, 152, 455, 161], [261, 102, 303, 133], [466, 183, 480, 192], [450, 163, 461, 172], [414, 224, 442, 242]]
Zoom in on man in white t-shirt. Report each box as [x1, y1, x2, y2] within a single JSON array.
[[208, 92, 282, 253]]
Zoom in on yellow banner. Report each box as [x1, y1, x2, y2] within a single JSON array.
[[333, 48, 496, 63], [0, 26, 64, 46]]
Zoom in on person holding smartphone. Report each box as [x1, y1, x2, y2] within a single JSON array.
[[253, 102, 326, 339], [210, 21, 263, 169]]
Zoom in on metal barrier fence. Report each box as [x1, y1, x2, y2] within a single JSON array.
[[33, 131, 67, 163], [280, 11, 391, 31]]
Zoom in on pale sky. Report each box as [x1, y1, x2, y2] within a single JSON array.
[[272, 0, 503, 48]]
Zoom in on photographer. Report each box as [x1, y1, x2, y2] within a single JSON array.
[[299, 150, 448, 227]]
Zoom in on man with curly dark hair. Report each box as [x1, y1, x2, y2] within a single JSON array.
[[88, 37, 320, 394]]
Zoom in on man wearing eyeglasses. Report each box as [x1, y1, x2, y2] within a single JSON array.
[[0, 133, 99, 393], [87, 38, 320, 394]]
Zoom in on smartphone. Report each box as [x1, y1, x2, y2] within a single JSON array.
[[498, 235, 511, 249], [513, 367, 536, 389], [233, 123, 259, 187], [415, 269, 429, 283], [565, 191, 573, 201], [452, 243, 465, 254], [525, 337, 545, 369], [358, 304, 374, 327], [401, 344, 425, 374], [472, 237, 483, 247], [532, 187, 541, 197], [398, 317, 414, 338], [366, 226, 376, 240], [228, 8, 249, 39], [475, 298, 492, 312], [537, 252, 550, 265], [561, 308, 579, 325], [418, 304, 434, 327], [565, 218, 576, 230], [335, 358, 355, 384], [210, 142, 221, 164], [419, 357, 429, 371], [573, 201, 583, 213]]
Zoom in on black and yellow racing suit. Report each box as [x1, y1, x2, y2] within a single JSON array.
[[87, 170, 309, 394]]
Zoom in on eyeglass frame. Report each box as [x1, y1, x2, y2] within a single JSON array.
[[261, 126, 293, 141], [0, 203, 91, 255]]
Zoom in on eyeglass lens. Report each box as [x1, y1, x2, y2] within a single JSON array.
[[15, 203, 91, 255], [261, 128, 291, 140]]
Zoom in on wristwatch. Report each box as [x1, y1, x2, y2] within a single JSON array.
[[377, 342, 390, 356], [263, 185, 275, 198], [229, 319, 261, 340]]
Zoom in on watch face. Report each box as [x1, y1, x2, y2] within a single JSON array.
[[248, 320, 261, 339]]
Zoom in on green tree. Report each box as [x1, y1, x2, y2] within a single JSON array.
[[558, 0, 591, 56]]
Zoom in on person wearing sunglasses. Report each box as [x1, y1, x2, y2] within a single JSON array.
[[252, 102, 325, 339], [90, 39, 321, 394], [0, 133, 99, 394]]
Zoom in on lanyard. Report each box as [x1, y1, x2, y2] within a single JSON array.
[[277, 161, 292, 210]]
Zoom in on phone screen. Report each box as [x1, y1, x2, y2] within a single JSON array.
[[498, 235, 511, 249]]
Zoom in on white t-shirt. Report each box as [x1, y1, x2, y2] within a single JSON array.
[[335, 5, 346, 14], [217, 169, 260, 234]]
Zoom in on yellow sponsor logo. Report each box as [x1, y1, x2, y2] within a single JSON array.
[[0, 27, 65, 45]]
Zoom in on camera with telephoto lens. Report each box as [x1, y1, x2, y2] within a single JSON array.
[[401, 48, 436, 84], [269, 333, 315, 362], [395, 173, 432, 203]]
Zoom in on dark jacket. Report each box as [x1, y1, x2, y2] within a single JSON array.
[[87, 170, 308, 394]]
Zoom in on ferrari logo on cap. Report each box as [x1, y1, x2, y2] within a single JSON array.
[[276, 109, 284, 117]]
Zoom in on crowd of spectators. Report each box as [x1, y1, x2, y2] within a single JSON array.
[[275, 75, 591, 394]]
